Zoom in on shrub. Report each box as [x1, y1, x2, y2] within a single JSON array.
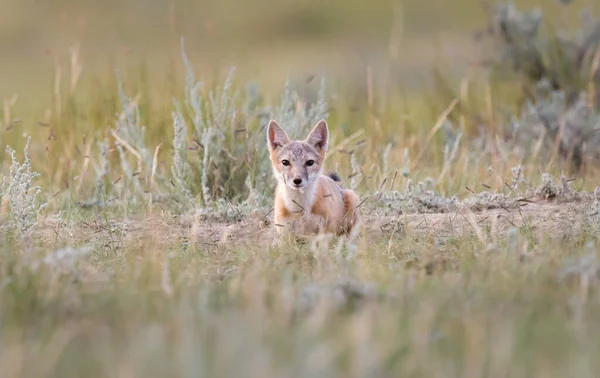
[[0, 137, 47, 237], [482, 2, 600, 170], [168, 39, 329, 212]]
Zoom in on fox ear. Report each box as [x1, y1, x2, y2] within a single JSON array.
[[267, 120, 291, 151], [306, 119, 329, 151]]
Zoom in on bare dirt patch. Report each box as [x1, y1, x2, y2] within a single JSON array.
[[143, 197, 593, 247], [38, 195, 594, 252]]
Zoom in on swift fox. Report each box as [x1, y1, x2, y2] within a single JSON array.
[[267, 119, 361, 237]]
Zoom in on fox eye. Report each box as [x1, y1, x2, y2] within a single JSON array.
[[282, 160, 290, 166], [305, 160, 315, 167]]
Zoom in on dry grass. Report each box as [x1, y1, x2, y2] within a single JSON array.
[[2, 0, 600, 377]]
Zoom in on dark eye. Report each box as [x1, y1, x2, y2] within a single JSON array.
[[282, 160, 290, 166], [305, 160, 315, 167]]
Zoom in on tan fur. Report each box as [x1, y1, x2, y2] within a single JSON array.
[[267, 119, 361, 238]]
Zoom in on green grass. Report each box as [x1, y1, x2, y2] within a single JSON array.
[[2, 0, 600, 377]]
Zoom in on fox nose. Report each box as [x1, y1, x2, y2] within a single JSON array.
[[293, 178, 303, 186]]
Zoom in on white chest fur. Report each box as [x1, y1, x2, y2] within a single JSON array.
[[280, 184, 317, 215]]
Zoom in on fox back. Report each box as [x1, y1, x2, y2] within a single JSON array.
[[267, 119, 361, 237]]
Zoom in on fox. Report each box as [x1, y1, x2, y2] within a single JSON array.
[[267, 119, 361, 238]]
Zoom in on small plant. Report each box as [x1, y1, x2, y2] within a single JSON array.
[[170, 104, 194, 207], [375, 177, 455, 215], [480, 2, 600, 170], [0, 137, 47, 236], [173, 39, 241, 207], [170, 39, 329, 212], [486, 2, 600, 104], [113, 71, 162, 204]]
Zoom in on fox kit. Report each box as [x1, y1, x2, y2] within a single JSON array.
[[267, 119, 361, 237]]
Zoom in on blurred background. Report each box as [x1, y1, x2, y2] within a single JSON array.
[[0, 0, 550, 107], [1, 0, 598, 193], [1, 0, 595, 111]]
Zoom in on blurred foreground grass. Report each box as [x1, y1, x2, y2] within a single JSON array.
[[1, 0, 600, 377], [3, 225, 600, 377]]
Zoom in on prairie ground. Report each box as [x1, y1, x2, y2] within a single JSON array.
[[2, 0, 600, 377]]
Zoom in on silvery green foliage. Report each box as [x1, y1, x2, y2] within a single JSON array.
[[170, 102, 193, 205], [488, 3, 546, 87], [201, 67, 238, 202], [510, 165, 529, 191], [246, 76, 328, 199], [0, 137, 47, 236], [175, 39, 329, 209], [537, 172, 567, 199], [486, 2, 600, 167], [495, 3, 542, 42], [531, 172, 593, 203], [525, 171, 586, 200], [588, 187, 600, 233], [510, 87, 600, 166], [461, 191, 514, 212], [85, 73, 166, 208], [376, 180, 516, 214], [374, 170, 594, 216], [116, 71, 147, 157], [490, 2, 581, 87], [540, 93, 600, 166], [375, 177, 455, 214], [270, 76, 329, 140], [479, 2, 600, 161], [242, 83, 272, 205], [113, 72, 162, 203], [179, 39, 238, 205], [307, 75, 329, 130]]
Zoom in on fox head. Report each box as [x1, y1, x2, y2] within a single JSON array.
[[267, 119, 329, 190]]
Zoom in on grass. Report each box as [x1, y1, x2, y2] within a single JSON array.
[[3, 215, 600, 377], [2, 0, 600, 377]]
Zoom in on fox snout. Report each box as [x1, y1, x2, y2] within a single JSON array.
[[286, 169, 307, 188]]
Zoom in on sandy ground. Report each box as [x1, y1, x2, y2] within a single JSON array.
[[40, 194, 594, 252]]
